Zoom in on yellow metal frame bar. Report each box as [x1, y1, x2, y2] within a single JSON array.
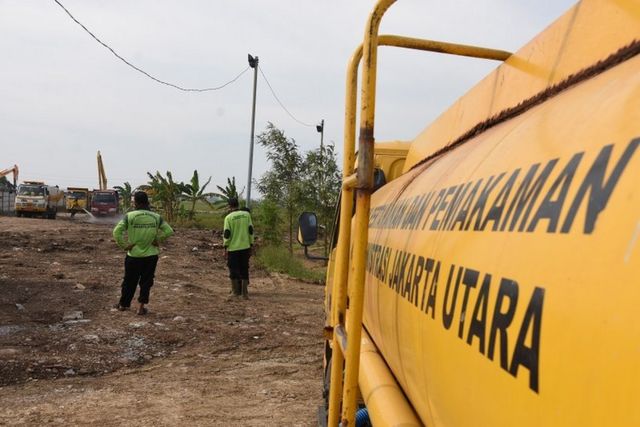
[[339, 1, 394, 424], [326, 1, 512, 425]]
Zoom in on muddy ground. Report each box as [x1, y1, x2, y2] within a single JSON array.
[[0, 215, 324, 426]]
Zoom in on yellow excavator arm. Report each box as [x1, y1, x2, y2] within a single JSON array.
[[97, 151, 107, 190], [0, 164, 19, 187]]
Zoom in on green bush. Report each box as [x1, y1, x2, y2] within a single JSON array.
[[256, 245, 325, 283], [252, 199, 282, 246]]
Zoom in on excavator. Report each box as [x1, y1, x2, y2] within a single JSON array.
[[0, 164, 19, 215], [0, 164, 19, 188]]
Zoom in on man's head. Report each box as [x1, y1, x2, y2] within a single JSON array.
[[228, 197, 239, 210], [134, 191, 149, 209]]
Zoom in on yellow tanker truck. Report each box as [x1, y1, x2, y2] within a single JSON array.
[[15, 181, 65, 219], [298, 1, 640, 426]]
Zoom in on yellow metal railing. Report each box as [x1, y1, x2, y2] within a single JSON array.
[[327, 1, 512, 425]]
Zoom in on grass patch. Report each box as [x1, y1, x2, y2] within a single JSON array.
[[257, 245, 325, 283], [171, 205, 225, 229], [193, 211, 224, 229]]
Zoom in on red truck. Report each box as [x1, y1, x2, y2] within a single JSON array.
[[90, 189, 119, 216]]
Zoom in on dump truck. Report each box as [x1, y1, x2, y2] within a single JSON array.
[[65, 187, 90, 217], [298, 1, 640, 426], [15, 181, 65, 219]]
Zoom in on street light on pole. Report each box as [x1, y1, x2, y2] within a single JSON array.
[[316, 119, 324, 191], [316, 119, 324, 153], [246, 54, 259, 210], [316, 119, 324, 209]]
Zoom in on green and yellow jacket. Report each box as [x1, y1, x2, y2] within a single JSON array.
[[223, 209, 254, 252], [113, 209, 174, 257]]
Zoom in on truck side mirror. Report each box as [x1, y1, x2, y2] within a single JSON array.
[[298, 212, 318, 246], [373, 168, 386, 191]]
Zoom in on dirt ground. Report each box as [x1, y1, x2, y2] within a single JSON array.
[[0, 215, 324, 426]]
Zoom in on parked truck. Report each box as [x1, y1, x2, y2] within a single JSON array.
[[65, 187, 90, 217], [91, 151, 119, 216], [15, 181, 65, 219], [90, 189, 119, 216], [299, 1, 640, 426]]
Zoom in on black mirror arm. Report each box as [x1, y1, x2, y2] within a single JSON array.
[[304, 245, 329, 261]]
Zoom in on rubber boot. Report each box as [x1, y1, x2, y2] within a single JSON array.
[[241, 280, 249, 300], [227, 279, 240, 300]]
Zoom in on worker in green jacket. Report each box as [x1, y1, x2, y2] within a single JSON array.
[[112, 191, 173, 314], [223, 197, 254, 299]]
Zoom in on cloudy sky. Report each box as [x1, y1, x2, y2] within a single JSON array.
[[1, 0, 575, 195]]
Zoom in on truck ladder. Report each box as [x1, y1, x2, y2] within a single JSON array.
[[327, 1, 512, 425]]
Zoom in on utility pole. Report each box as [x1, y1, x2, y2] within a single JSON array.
[[316, 120, 325, 198], [246, 54, 259, 209], [317, 119, 324, 161], [316, 119, 326, 257]]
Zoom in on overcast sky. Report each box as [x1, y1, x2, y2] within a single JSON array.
[[0, 0, 575, 194]]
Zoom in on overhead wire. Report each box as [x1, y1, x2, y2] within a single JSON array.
[[53, 0, 250, 92], [258, 65, 314, 128], [53, 0, 319, 128]]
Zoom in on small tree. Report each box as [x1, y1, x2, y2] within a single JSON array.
[[256, 123, 304, 253], [253, 199, 282, 246], [146, 171, 186, 222], [114, 182, 133, 212], [213, 177, 244, 209], [183, 170, 214, 219], [301, 142, 341, 254]]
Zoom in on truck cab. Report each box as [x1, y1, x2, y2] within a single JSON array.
[[90, 189, 119, 216], [66, 187, 90, 217], [368, 141, 410, 186], [16, 181, 64, 219]]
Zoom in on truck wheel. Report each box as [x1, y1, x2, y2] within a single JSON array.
[[322, 340, 334, 401]]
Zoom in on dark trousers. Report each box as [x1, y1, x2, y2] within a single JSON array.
[[119, 255, 159, 307], [227, 248, 251, 280]]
